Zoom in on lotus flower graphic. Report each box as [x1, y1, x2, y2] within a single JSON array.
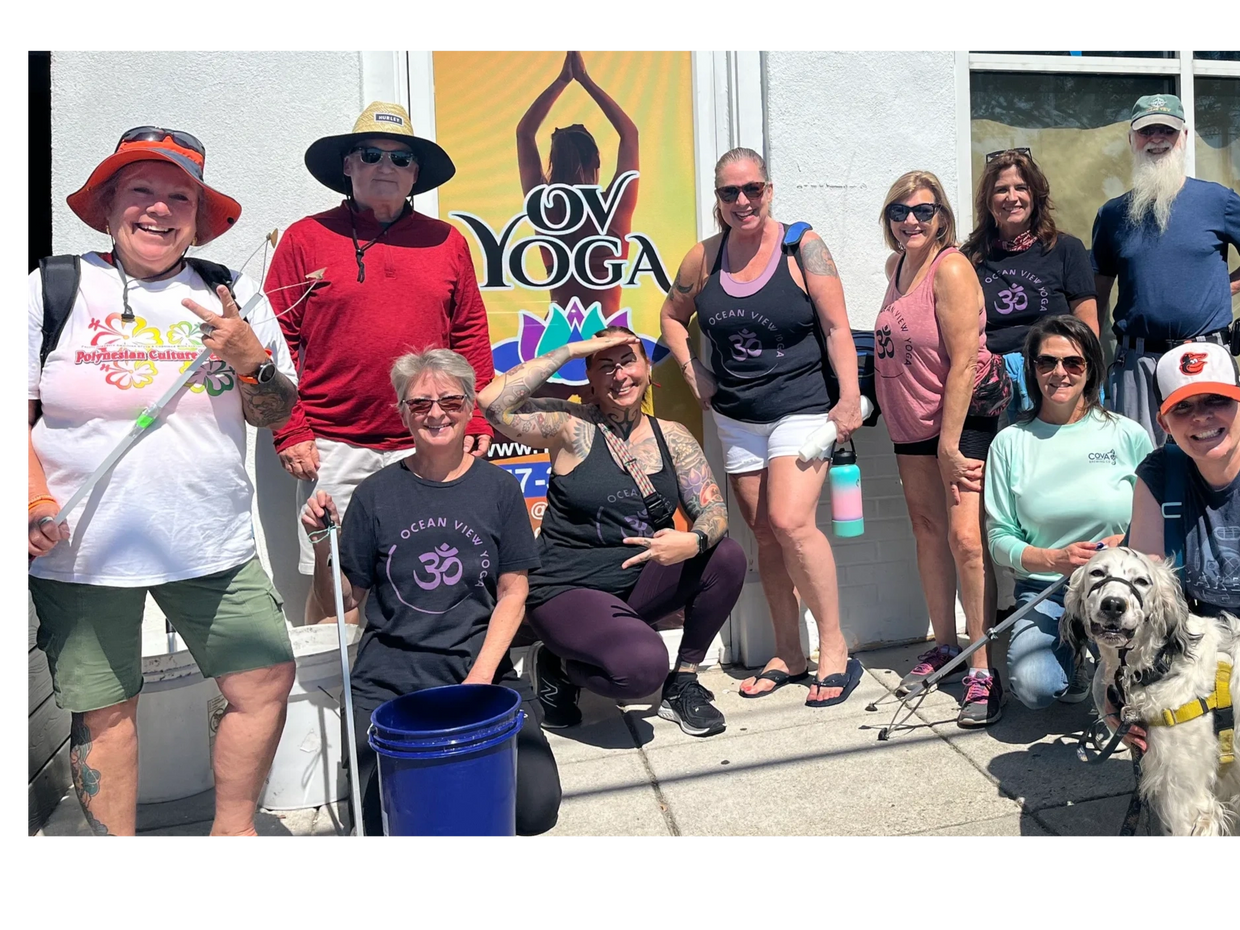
[[491, 297, 668, 385]]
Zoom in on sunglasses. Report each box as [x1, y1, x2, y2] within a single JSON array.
[[715, 182, 767, 203], [985, 146, 1032, 163], [885, 202, 941, 223], [399, 394, 467, 416], [117, 126, 205, 157], [351, 146, 417, 169], [1034, 354, 1087, 376]]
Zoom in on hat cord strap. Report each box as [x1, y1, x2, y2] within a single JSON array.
[[111, 249, 188, 322], [348, 202, 410, 284]]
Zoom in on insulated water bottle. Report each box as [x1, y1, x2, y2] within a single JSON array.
[[828, 442, 864, 538]]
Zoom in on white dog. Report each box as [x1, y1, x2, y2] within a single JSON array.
[[1063, 547, 1239, 836]]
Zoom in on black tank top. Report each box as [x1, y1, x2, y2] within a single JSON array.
[[526, 416, 681, 609], [694, 225, 830, 422]]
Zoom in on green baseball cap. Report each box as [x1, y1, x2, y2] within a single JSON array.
[[1131, 94, 1185, 132]]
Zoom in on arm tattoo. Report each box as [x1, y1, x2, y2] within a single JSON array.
[[671, 270, 694, 295], [239, 371, 298, 429], [70, 715, 111, 836], [664, 422, 727, 545], [482, 348, 581, 445], [801, 238, 840, 278]]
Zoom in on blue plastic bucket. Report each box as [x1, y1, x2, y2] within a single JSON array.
[[368, 684, 524, 836]]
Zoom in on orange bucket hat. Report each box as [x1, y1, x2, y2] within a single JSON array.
[[66, 127, 242, 245]]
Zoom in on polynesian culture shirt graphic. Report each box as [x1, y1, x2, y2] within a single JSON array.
[[383, 515, 495, 615], [80, 312, 236, 395]]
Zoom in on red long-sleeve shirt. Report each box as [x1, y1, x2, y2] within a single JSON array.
[[266, 203, 494, 452]]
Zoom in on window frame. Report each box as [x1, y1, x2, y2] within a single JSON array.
[[955, 50, 1240, 233]]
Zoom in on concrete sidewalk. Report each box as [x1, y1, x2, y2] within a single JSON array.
[[37, 642, 1143, 837]]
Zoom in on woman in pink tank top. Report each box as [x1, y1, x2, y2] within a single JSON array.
[[874, 171, 1011, 730]]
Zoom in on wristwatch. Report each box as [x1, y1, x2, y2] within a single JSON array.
[[238, 358, 277, 385], [691, 528, 709, 555]]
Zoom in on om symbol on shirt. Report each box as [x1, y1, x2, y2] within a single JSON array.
[[993, 284, 1028, 315], [729, 328, 763, 361], [413, 544, 464, 591]]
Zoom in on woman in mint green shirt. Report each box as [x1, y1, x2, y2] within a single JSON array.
[[984, 315, 1153, 709]]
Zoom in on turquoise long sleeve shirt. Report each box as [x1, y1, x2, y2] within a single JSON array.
[[984, 409, 1153, 584]]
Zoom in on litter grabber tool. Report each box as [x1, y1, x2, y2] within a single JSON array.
[[323, 510, 365, 837], [865, 572, 1073, 741]]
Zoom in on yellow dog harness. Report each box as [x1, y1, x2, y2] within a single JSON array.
[[1146, 659, 1235, 766]]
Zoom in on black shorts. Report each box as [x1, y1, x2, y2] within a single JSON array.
[[892, 415, 999, 459]]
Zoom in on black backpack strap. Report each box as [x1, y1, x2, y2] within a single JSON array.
[[1162, 443, 1187, 570], [38, 255, 82, 367], [185, 257, 238, 302]]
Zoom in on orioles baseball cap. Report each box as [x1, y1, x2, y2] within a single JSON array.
[[1131, 94, 1186, 132], [1153, 342, 1240, 414]]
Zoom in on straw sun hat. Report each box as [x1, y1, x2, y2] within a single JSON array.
[[303, 101, 456, 196]]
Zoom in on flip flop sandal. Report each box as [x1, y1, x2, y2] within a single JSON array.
[[739, 668, 811, 699], [805, 657, 864, 708]]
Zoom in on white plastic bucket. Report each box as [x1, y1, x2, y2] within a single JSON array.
[[258, 624, 360, 811], [136, 650, 221, 804]]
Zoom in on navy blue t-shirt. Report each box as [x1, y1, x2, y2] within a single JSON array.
[[1137, 446, 1240, 613], [1091, 177, 1240, 339], [340, 458, 540, 702]]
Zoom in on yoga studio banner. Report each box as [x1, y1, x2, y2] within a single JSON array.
[[433, 50, 700, 531]]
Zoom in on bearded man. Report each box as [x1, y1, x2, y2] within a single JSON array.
[[1092, 93, 1240, 445]]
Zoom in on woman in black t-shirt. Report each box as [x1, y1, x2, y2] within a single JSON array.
[[477, 327, 744, 739], [961, 150, 1097, 418], [301, 348, 561, 836]]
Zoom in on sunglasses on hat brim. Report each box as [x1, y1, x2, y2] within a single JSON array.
[[117, 126, 205, 158]]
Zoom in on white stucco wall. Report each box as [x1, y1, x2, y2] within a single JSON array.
[[761, 51, 965, 650], [49, 50, 370, 628]]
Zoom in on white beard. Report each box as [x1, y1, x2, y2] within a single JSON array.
[[1127, 141, 1186, 234]]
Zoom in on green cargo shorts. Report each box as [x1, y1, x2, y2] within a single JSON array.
[[30, 558, 294, 714]]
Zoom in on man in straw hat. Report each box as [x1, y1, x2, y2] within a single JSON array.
[[1092, 93, 1240, 447], [264, 102, 496, 625]]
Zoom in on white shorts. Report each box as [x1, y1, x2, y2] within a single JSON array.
[[711, 411, 831, 474], [295, 437, 413, 573]]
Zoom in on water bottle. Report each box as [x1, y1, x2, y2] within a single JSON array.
[[797, 397, 874, 462], [829, 441, 864, 538]]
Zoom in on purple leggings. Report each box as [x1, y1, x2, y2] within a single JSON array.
[[527, 537, 746, 699]]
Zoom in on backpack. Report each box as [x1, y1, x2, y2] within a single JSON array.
[[781, 222, 881, 426], [37, 255, 237, 367], [1162, 442, 1188, 570]]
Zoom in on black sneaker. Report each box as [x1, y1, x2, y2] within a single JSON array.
[[957, 670, 1005, 728], [529, 642, 581, 729], [658, 673, 726, 737]]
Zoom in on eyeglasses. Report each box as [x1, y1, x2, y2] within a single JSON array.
[[885, 202, 941, 223], [985, 146, 1032, 163], [350, 146, 417, 169], [1033, 354, 1087, 376], [117, 126, 205, 157], [1136, 125, 1180, 138], [399, 394, 467, 416], [715, 182, 767, 203], [593, 356, 643, 377]]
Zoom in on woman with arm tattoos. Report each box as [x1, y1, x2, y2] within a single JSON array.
[[477, 327, 744, 737]]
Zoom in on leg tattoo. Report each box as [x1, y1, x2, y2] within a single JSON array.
[[70, 714, 111, 836]]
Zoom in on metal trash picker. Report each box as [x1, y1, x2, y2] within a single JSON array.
[[322, 510, 365, 837], [865, 574, 1072, 740]]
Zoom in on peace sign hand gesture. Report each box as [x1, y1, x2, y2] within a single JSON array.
[[620, 528, 699, 569], [182, 284, 270, 377]]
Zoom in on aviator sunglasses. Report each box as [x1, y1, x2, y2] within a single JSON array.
[[117, 126, 206, 156], [716, 181, 768, 203], [885, 202, 941, 223], [351, 146, 417, 169], [399, 394, 468, 416], [1034, 354, 1087, 376]]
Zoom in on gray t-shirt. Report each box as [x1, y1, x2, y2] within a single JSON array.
[[1136, 446, 1240, 613]]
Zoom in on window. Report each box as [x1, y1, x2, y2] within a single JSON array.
[[965, 52, 1240, 325]]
